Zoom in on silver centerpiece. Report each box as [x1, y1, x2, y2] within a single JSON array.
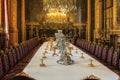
[[55, 30, 74, 65]]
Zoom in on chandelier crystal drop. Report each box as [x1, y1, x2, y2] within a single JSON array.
[[43, 0, 77, 23]]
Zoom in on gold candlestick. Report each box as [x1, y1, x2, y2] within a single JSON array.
[[80, 53, 84, 58], [40, 59, 46, 67], [50, 43, 53, 51], [44, 48, 47, 53], [88, 59, 94, 67], [52, 47, 58, 56], [68, 47, 73, 55], [45, 47, 48, 51], [42, 52, 47, 59]]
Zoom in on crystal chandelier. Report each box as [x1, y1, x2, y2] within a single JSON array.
[[43, 0, 77, 23]]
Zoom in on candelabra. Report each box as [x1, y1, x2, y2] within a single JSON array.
[[52, 47, 58, 56], [80, 53, 84, 59], [40, 58, 46, 67], [43, 0, 77, 23], [88, 59, 94, 67], [42, 52, 47, 59]]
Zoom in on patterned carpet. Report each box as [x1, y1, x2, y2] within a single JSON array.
[[2, 45, 41, 80]]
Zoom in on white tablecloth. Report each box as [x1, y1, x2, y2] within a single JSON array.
[[23, 42, 119, 80]]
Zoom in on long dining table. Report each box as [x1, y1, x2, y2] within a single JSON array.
[[23, 42, 120, 80]]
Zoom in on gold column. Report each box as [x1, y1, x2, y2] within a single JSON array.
[[113, 0, 117, 29], [87, 0, 91, 41], [0, 0, 3, 32], [21, 0, 26, 41], [9, 0, 18, 45], [94, 0, 102, 40]]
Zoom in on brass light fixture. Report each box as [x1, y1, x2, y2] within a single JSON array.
[[43, 0, 77, 23]]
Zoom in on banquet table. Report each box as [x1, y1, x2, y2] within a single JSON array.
[[23, 42, 120, 80]]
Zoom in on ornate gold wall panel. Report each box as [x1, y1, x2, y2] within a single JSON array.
[[94, 0, 102, 39], [112, 0, 120, 43]]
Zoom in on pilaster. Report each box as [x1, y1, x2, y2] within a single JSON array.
[[21, 0, 26, 41], [87, 0, 91, 41], [113, 0, 117, 29], [9, 0, 18, 45], [94, 0, 102, 40]]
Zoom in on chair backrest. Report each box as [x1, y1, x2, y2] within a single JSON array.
[[87, 42, 91, 51], [118, 59, 120, 70], [2, 54, 10, 74], [22, 42, 27, 55], [91, 44, 96, 54], [8, 51, 14, 69], [0, 50, 4, 56], [106, 48, 113, 65], [9, 76, 35, 80], [76, 39, 80, 47], [97, 46, 103, 58], [95, 45, 99, 56], [18, 45, 23, 58], [11, 48, 18, 64], [101, 46, 108, 61], [112, 50, 119, 68], [81, 40, 85, 48], [0, 56, 4, 78], [14, 46, 20, 61], [20, 43, 26, 57]]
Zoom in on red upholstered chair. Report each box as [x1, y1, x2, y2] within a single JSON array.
[[0, 56, 4, 78], [21, 43, 26, 56], [76, 39, 80, 47], [22, 42, 28, 55], [8, 51, 14, 69], [9, 76, 36, 80], [86, 42, 91, 51], [106, 48, 113, 65], [95, 45, 99, 56], [81, 40, 85, 48], [17, 45, 23, 58], [2, 54, 10, 74], [0, 50, 4, 55], [71, 39, 75, 44], [83, 41, 87, 49], [101, 46, 108, 61], [112, 50, 120, 68], [20, 44, 25, 58], [82, 41, 85, 49], [89, 42, 95, 53], [118, 59, 120, 70], [9, 72, 36, 80], [91, 44, 96, 54], [14, 46, 21, 61], [97, 46, 103, 58], [11, 48, 18, 65], [4, 48, 9, 54], [89, 43, 92, 53]]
